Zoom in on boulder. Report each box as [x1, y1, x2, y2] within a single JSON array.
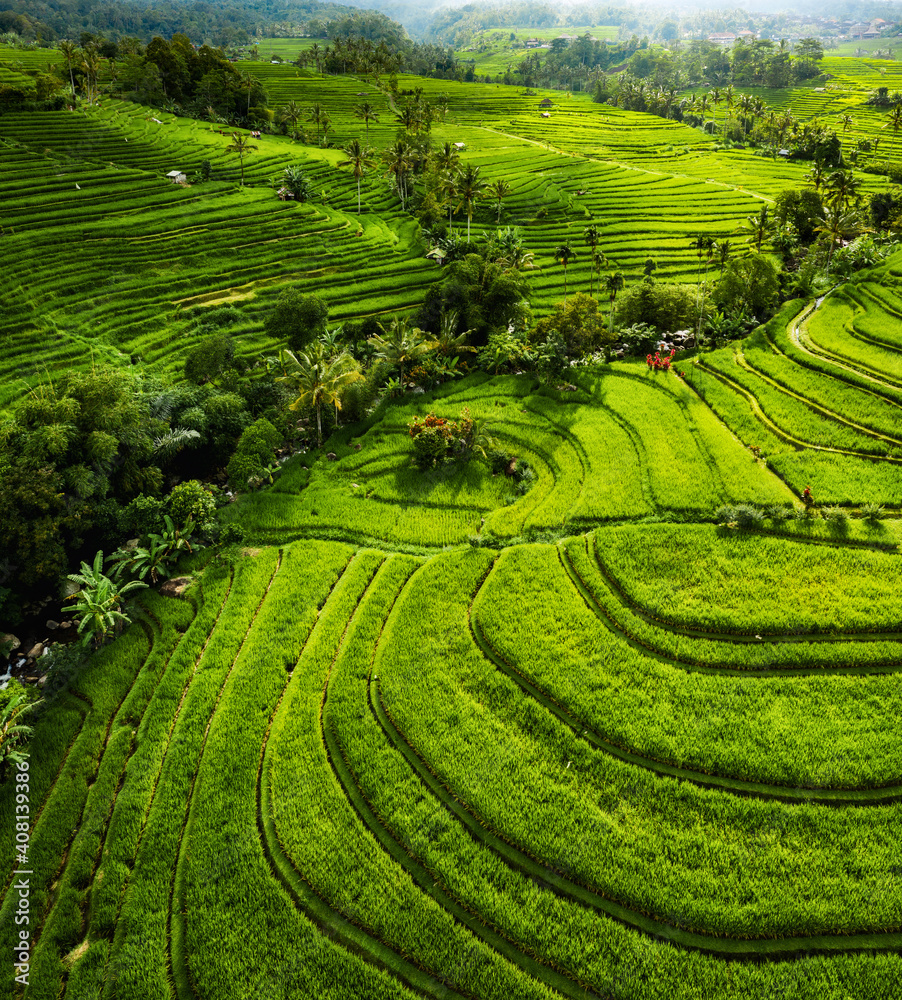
[[326, 452, 338, 461], [26, 643, 44, 660], [46, 620, 60, 631], [159, 577, 192, 599], [0, 634, 21, 657]]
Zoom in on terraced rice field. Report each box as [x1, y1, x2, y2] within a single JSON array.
[[3, 53, 902, 998], [683, 250, 902, 505], [0, 49, 892, 408], [4, 509, 902, 998]]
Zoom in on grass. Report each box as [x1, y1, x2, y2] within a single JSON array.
[[5, 44, 902, 1000]]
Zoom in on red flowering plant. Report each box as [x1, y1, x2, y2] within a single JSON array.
[[645, 349, 677, 373], [408, 408, 480, 469]]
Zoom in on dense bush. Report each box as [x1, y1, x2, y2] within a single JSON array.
[[615, 280, 707, 333]]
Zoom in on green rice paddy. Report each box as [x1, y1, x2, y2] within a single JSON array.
[[2, 44, 902, 1000]]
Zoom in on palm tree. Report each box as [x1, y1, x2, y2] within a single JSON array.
[[488, 179, 511, 224], [824, 168, 861, 212], [883, 103, 902, 139], [278, 346, 362, 446], [225, 132, 257, 186], [239, 71, 258, 116], [434, 141, 461, 174], [815, 207, 863, 277], [67, 550, 148, 649], [714, 238, 732, 274], [368, 318, 437, 368], [591, 248, 609, 297], [583, 224, 601, 294], [840, 113, 855, 135], [455, 163, 487, 242], [354, 100, 380, 138], [438, 170, 459, 230], [307, 102, 326, 136], [603, 271, 625, 339], [804, 160, 827, 192], [736, 206, 772, 251], [58, 40, 78, 97], [81, 44, 101, 103], [339, 138, 375, 214], [382, 139, 414, 209], [709, 87, 722, 132], [553, 242, 577, 304], [279, 100, 305, 131]]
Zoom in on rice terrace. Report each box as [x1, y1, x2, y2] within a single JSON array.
[[2, 0, 902, 997]]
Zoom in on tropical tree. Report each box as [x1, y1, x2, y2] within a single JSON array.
[[438, 170, 459, 230], [488, 179, 511, 224], [714, 238, 732, 273], [553, 242, 577, 304], [339, 138, 375, 214], [368, 318, 437, 368], [282, 165, 312, 201], [591, 249, 610, 297], [382, 139, 414, 208], [815, 206, 864, 277], [279, 100, 305, 131], [736, 206, 773, 250], [603, 270, 625, 338], [354, 100, 380, 138], [824, 168, 861, 212], [455, 163, 487, 242], [67, 550, 148, 649], [883, 103, 902, 139], [277, 346, 362, 446], [225, 132, 257, 186], [58, 40, 78, 97]]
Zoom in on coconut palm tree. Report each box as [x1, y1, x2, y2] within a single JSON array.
[[368, 318, 437, 369], [735, 206, 773, 251], [488, 178, 511, 224], [883, 103, 902, 139], [824, 168, 861, 212], [603, 271, 625, 339], [225, 132, 257, 186], [339, 138, 375, 214], [815, 206, 864, 277], [354, 100, 380, 138], [434, 141, 461, 173], [67, 550, 148, 649], [583, 224, 601, 294], [383, 139, 414, 208], [553, 241, 577, 304], [58, 40, 78, 97], [714, 238, 732, 274], [278, 346, 362, 446], [279, 100, 305, 131], [455, 163, 487, 242]]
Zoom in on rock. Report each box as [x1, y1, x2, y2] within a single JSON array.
[[46, 620, 60, 631], [0, 634, 21, 657], [159, 577, 192, 599], [38, 675, 48, 688], [326, 452, 338, 461], [23, 676, 39, 685], [59, 621, 73, 630], [26, 643, 44, 660]]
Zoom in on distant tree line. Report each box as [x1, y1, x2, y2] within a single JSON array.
[[0, 0, 407, 47]]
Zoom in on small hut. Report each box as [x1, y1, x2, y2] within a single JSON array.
[[166, 170, 187, 184], [539, 97, 553, 108]]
